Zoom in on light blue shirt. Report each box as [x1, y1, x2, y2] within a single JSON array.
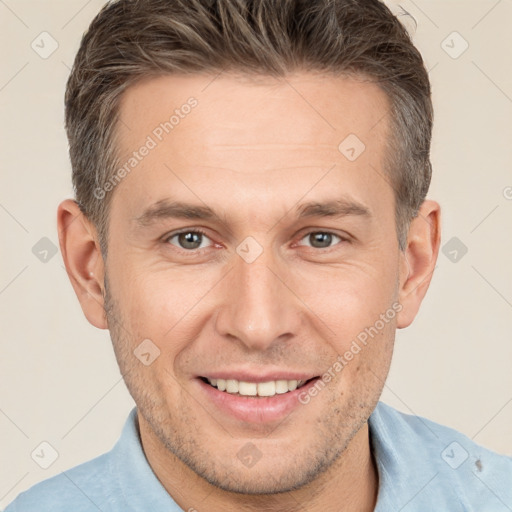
[[5, 402, 512, 511]]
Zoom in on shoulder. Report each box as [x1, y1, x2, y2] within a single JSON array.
[[371, 400, 512, 471], [3, 451, 120, 512], [370, 402, 512, 510], [4, 408, 180, 512], [2, 408, 142, 512]]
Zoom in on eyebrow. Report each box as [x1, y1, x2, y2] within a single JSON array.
[[134, 197, 372, 229], [134, 200, 222, 227], [295, 199, 372, 220]]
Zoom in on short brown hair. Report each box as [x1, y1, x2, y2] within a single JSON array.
[[65, 0, 432, 254]]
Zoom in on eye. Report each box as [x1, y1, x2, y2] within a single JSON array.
[[165, 230, 213, 250], [297, 231, 344, 249]]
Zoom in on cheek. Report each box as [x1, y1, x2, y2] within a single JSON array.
[[115, 266, 216, 347], [292, 261, 399, 346], [110, 230, 399, 348], [330, 317, 395, 407]]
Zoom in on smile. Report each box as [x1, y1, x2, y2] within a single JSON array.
[[197, 373, 321, 423], [203, 377, 310, 397]]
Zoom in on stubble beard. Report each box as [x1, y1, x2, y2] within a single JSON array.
[[103, 274, 385, 496]]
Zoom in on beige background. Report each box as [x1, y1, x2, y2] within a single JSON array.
[[1, 0, 511, 507]]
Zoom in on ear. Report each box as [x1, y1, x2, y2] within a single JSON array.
[[57, 199, 107, 329], [396, 199, 441, 329]]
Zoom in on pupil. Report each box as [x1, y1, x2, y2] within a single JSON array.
[[310, 232, 331, 248], [179, 232, 202, 249]]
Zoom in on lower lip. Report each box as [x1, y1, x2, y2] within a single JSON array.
[[197, 377, 319, 424]]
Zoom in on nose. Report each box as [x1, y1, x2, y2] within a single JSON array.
[[214, 249, 302, 351]]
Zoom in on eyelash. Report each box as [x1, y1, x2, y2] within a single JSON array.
[[163, 228, 348, 253]]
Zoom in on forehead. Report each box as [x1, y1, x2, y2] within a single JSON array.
[[117, 72, 389, 154], [112, 72, 393, 223]]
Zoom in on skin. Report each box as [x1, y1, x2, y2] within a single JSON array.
[[58, 72, 440, 512]]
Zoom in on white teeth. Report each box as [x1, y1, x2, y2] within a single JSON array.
[[239, 381, 258, 396], [287, 380, 298, 391], [275, 380, 289, 394], [257, 381, 275, 397], [226, 379, 239, 393], [206, 377, 308, 397]]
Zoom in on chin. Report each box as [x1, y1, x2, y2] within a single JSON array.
[[172, 437, 345, 496], [196, 463, 319, 495]]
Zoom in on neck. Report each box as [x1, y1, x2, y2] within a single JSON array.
[[139, 415, 378, 512]]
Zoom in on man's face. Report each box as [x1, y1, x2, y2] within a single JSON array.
[[104, 72, 402, 493]]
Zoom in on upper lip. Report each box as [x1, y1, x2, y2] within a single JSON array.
[[198, 370, 318, 383]]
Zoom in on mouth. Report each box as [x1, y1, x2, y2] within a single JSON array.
[[200, 376, 314, 398], [196, 374, 320, 424]]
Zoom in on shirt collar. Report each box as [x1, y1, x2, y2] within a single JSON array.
[[110, 404, 453, 511], [109, 408, 182, 511]]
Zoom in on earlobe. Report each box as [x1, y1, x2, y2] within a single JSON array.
[[396, 200, 441, 329], [57, 199, 108, 329]]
